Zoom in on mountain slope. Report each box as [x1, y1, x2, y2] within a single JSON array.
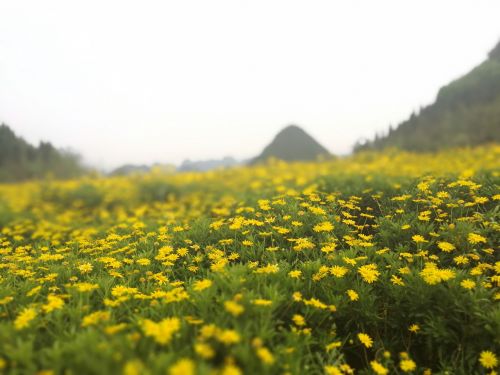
[[110, 164, 151, 176], [251, 125, 330, 164], [355, 40, 500, 152], [0, 124, 84, 182]]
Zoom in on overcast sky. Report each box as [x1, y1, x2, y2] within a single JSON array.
[[0, 1, 499, 169]]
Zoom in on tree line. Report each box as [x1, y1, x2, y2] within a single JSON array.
[[0, 124, 85, 182], [355, 40, 500, 152]]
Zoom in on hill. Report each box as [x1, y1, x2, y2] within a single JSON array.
[[355, 40, 500, 152], [178, 157, 240, 172], [110, 164, 151, 176], [0, 123, 85, 182], [251, 125, 330, 164]]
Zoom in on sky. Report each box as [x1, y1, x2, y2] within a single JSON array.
[[0, 1, 499, 169]]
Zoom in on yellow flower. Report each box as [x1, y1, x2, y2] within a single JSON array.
[[437, 241, 455, 252], [14, 307, 37, 330], [136, 258, 151, 266], [320, 244, 336, 253], [454, 255, 469, 265], [42, 295, 65, 313], [324, 366, 343, 375], [169, 358, 195, 375], [412, 235, 427, 244], [141, 317, 180, 345], [371, 360, 389, 375], [73, 282, 99, 292], [418, 210, 431, 221], [460, 279, 476, 290], [217, 329, 240, 345], [258, 199, 271, 211], [313, 221, 334, 232], [290, 237, 315, 251], [288, 270, 302, 278], [292, 292, 303, 301], [409, 324, 420, 333], [194, 342, 214, 359], [111, 285, 138, 297], [254, 264, 279, 274], [330, 265, 348, 278], [417, 180, 431, 192], [400, 359, 416, 372], [420, 263, 455, 285], [82, 310, 111, 327], [104, 323, 128, 335], [193, 279, 213, 291], [391, 275, 405, 286], [292, 314, 306, 326], [468, 233, 487, 245], [347, 289, 359, 301], [0, 296, 14, 305], [220, 364, 242, 375], [256, 347, 275, 364], [224, 300, 244, 316], [252, 299, 272, 306], [303, 297, 327, 310], [77, 262, 93, 274], [308, 206, 326, 216], [27, 286, 42, 297], [357, 333, 373, 348], [479, 351, 498, 369], [123, 360, 144, 375], [325, 341, 342, 352], [358, 264, 380, 283]]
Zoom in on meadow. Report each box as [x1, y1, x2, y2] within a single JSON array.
[[0, 146, 499, 375]]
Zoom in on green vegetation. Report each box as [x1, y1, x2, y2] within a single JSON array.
[[356, 40, 500, 152], [0, 146, 498, 374], [0, 124, 85, 182]]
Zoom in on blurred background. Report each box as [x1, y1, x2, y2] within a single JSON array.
[[0, 0, 499, 181]]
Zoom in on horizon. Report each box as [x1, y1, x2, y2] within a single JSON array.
[[1, 1, 499, 169]]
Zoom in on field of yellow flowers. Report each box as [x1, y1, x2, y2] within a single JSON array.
[[0, 146, 499, 375]]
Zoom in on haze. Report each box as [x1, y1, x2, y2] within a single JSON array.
[[1, 0, 499, 169]]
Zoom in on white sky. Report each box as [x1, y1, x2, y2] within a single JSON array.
[[0, 1, 499, 169]]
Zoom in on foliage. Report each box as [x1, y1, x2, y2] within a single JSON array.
[[355, 40, 500, 152], [0, 124, 85, 182], [0, 146, 499, 374]]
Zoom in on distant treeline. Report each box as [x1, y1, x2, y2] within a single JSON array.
[[0, 124, 85, 182], [355, 40, 500, 152]]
